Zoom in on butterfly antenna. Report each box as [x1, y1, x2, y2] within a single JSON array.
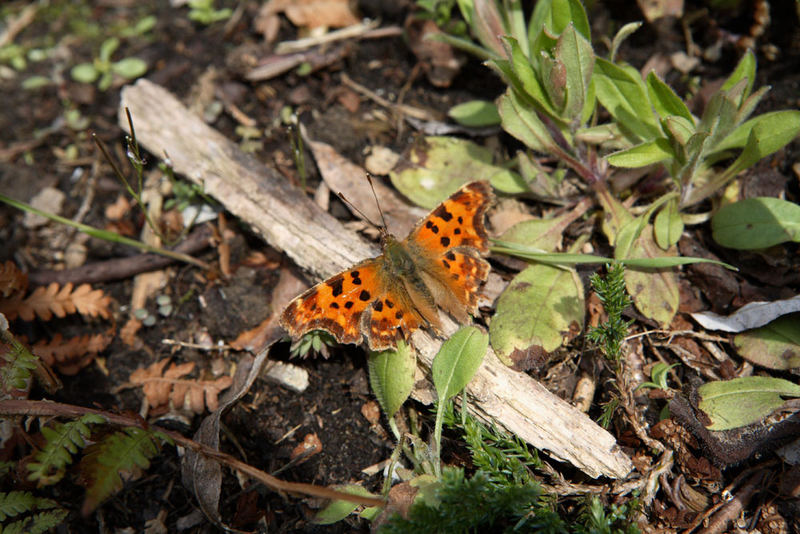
[[365, 173, 389, 231], [337, 192, 381, 230]]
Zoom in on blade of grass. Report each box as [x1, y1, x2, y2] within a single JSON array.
[[0, 193, 208, 269]]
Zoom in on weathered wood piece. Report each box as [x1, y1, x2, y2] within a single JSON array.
[[119, 79, 632, 479]]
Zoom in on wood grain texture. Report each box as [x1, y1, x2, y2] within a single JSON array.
[[119, 79, 632, 479]]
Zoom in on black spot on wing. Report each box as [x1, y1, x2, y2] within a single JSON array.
[[440, 236, 450, 247], [327, 276, 344, 297], [359, 290, 371, 301], [374, 300, 384, 312], [434, 205, 453, 222]]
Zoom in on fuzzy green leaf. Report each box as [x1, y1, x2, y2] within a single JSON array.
[[498, 88, 558, 154], [721, 49, 756, 101], [555, 23, 594, 119], [389, 137, 505, 209], [432, 327, 488, 402], [712, 110, 800, 154], [697, 376, 800, 431], [111, 57, 148, 79], [368, 341, 416, 419], [594, 58, 660, 142], [490, 264, 584, 365], [653, 198, 684, 249], [617, 224, 679, 328], [734, 315, 800, 371], [448, 100, 501, 127], [646, 71, 694, 123], [712, 197, 800, 249], [314, 485, 379, 524], [70, 63, 99, 83], [606, 138, 674, 168]]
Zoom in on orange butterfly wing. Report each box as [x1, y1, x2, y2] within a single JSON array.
[[403, 181, 493, 315], [279, 258, 423, 352]]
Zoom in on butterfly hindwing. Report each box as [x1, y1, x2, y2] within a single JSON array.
[[280, 259, 384, 346]]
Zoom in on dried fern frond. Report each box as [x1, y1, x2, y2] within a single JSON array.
[[3, 282, 112, 322], [27, 414, 106, 487], [129, 358, 233, 413], [32, 332, 112, 375], [79, 427, 171, 516], [0, 261, 27, 298]]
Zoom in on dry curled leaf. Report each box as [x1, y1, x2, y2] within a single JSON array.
[[130, 358, 233, 413], [6, 282, 112, 321], [32, 332, 112, 375]]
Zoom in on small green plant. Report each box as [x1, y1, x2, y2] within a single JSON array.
[[289, 330, 337, 358], [636, 362, 679, 391], [70, 37, 147, 91], [186, 0, 232, 25], [0, 491, 68, 534], [415, 0, 468, 36], [587, 263, 634, 360], [378, 468, 548, 534]]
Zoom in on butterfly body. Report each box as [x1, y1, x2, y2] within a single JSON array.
[[281, 181, 493, 351]]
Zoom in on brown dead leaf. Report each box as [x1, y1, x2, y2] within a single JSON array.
[[290, 433, 322, 463], [0, 261, 28, 298], [104, 194, 131, 221], [263, 0, 359, 29], [129, 358, 233, 413], [360, 400, 381, 425], [32, 332, 112, 375]]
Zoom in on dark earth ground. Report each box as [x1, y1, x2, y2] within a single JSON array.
[[1, 0, 800, 532]]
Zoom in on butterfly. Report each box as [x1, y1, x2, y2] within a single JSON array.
[[280, 181, 493, 352]]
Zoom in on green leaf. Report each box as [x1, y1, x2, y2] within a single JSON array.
[[662, 116, 695, 146], [712, 197, 800, 249], [368, 341, 416, 419], [646, 71, 694, 123], [314, 485, 379, 524], [497, 88, 557, 154], [503, 37, 556, 117], [448, 100, 501, 127], [734, 315, 800, 370], [609, 22, 642, 62], [111, 57, 148, 79], [617, 224, 679, 328], [432, 326, 488, 402], [721, 49, 756, 101], [70, 63, 99, 83], [555, 23, 594, 119], [593, 58, 660, 142], [713, 110, 800, 154], [22, 76, 52, 90], [606, 138, 674, 168], [98, 37, 119, 63], [490, 264, 584, 365], [488, 168, 529, 194], [729, 113, 800, 176], [653, 198, 683, 249], [697, 376, 800, 431], [528, 0, 591, 48], [389, 137, 505, 209]]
